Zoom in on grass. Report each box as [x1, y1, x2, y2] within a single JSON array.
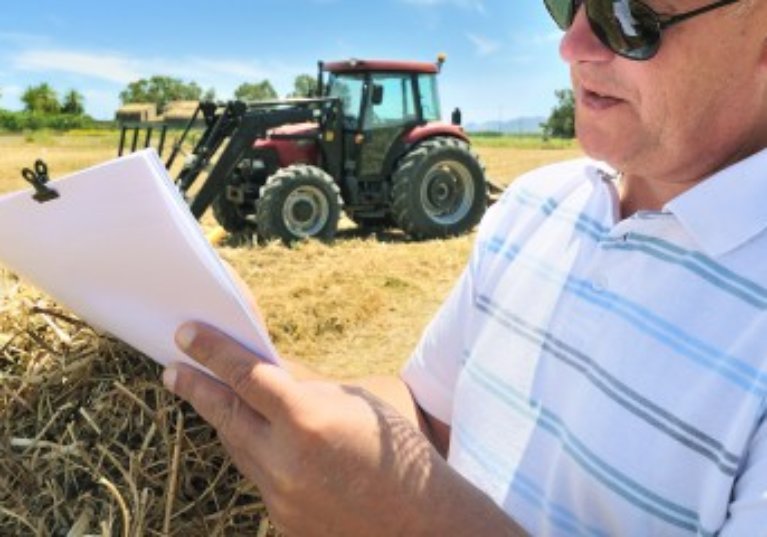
[[471, 133, 578, 151]]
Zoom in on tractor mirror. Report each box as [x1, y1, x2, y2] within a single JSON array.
[[371, 84, 384, 105]]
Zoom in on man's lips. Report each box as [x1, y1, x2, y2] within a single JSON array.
[[577, 86, 625, 110]]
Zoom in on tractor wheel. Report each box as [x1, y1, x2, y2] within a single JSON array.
[[211, 195, 252, 234], [256, 165, 342, 244], [391, 137, 487, 239]]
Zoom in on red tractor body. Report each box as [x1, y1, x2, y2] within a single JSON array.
[[255, 123, 319, 167]]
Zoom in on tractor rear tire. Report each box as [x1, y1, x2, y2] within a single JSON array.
[[256, 165, 342, 244], [212, 195, 252, 234], [391, 137, 486, 240]]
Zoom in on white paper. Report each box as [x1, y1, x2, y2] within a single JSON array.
[[0, 149, 280, 373]]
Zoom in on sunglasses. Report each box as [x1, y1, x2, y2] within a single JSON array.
[[544, 0, 741, 60]]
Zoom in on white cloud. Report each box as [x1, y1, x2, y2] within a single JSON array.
[[400, 0, 485, 14], [13, 50, 142, 84], [4, 45, 307, 117], [465, 32, 501, 56], [10, 47, 300, 91]]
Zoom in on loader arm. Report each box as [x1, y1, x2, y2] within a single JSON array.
[[181, 104, 322, 219]]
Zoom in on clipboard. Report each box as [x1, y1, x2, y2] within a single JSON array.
[[0, 149, 280, 374]]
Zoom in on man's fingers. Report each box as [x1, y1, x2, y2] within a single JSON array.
[[163, 363, 269, 450], [175, 322, 295, 419]]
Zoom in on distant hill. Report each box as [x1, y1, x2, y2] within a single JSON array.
[[465, 116, 545, 135]]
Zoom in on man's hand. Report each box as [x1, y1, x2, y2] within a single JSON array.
[[164, 322, 525, 536]]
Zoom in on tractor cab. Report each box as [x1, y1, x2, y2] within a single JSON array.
[[317, 57, 471, 227], [323, 59, 442, 130]]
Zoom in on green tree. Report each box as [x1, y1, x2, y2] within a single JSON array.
[[288, 74, 317, 98], [61, 89, 85, 115], [202, 87, 217, 102], [542, 89, 575, 139], [234, 80, 278, 102], [119, 76, 203, 113], [21, 83, 60, 114]]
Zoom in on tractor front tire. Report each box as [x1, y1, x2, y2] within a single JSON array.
[[392, 137, 486, 240], [256, 165, 342, 244], [212, 194, 252, 234]]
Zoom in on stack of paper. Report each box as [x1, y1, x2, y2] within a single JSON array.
[[0, 149, 280, 373]]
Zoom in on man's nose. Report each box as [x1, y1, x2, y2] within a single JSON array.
[[559, 6, 614, 64]]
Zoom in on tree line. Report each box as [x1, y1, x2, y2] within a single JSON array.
[[117, 74, 316, 114], [0, 83, 94, 131], [0, 74, 317, 131], [0, 73, 575, 137]]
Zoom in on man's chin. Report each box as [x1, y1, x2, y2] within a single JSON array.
[[575, 124, 629, 167]]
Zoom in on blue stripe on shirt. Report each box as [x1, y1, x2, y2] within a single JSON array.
[[466, 361, 716, 536], [474, 293, 743, 476], [454, 423, 610, 537], [483, 239, 767, 396], [513, 188, 767, 310]]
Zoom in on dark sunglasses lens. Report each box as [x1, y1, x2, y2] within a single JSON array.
[[544, 0, 574, 30], [589, 0, 662, 59]]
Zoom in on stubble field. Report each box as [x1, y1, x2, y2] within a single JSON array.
[[0, 131, 581, 377]]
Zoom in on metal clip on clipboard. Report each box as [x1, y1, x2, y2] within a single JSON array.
[[21, 159, 59, 203]]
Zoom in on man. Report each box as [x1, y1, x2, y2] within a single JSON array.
[[162, 1, 767, 534]]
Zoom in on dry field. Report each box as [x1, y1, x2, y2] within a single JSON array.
[[0, 132, 581, 376], [0, 131, 581, 535]]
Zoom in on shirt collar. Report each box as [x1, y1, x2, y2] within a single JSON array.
[[663, 148, 767, 258]]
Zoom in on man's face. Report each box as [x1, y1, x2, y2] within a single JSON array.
[[561, 1, 767, 182]]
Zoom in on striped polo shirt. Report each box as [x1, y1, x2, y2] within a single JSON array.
[[402, 151, 767, 536]]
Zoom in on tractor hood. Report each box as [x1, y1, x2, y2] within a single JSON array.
[[268, 122, 319, 137], [255, 122, 320, 168]]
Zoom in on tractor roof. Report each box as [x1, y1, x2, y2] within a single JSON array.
[[323, 59, 439, 75]]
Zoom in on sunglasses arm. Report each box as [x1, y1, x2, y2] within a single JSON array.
[[659, 0, 741, 29]]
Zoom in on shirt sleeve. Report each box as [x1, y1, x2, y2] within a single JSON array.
[[399, 188, 510, 425], [400, 263, 475, 425], [718, 413, 767, 535]]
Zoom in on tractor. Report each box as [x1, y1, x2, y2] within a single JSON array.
[[118, 55, 497, 243]]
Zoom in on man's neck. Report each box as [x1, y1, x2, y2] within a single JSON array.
[[618, 173, 697, 218]]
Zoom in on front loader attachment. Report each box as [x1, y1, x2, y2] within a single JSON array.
[[118, 123, 169, 159]]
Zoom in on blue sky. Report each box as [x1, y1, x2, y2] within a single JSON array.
[[0, 0, 570, 124]]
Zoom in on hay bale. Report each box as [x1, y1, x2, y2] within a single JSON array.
[[115, 104, 157, 124], [0, 269, 278, 536], [162, 101, 200, 125]]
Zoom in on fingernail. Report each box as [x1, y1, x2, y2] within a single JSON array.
[[163, 366, 178, 392], [176, 323, 197, 350]]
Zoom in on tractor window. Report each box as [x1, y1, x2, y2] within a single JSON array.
[[418, 74, 442, 122], [328, 73, 365, 129], [364, 74, 417, 129]]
